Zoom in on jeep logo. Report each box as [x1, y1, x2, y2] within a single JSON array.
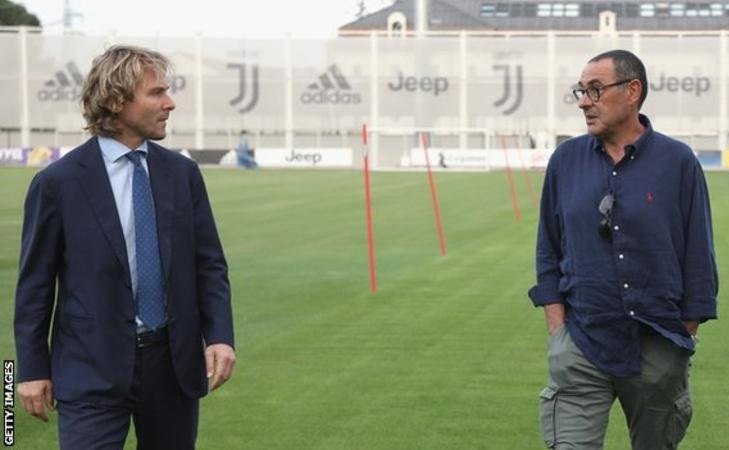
[[285, 149, 322, 165], [650, 73, 710, 97], [387, 72, 449, 96]]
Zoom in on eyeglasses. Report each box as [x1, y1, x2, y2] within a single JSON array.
[[572, 79, 633, 102], [598, 194, 614, 240]]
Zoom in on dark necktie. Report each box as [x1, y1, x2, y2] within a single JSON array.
[[126, 151, 165, 329]]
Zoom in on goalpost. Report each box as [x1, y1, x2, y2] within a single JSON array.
[[367, 126, 553, 172]]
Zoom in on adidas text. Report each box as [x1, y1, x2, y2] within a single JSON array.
[[37, 87, 81, 102], [300, 91, 361, 105]]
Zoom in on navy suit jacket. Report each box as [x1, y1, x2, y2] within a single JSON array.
[[14, 137, 234, 404]]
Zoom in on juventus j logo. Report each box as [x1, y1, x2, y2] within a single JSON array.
[[227, 61, 260, 114], [493, 65, 523, 115]]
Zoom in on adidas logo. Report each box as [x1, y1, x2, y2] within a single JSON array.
[[300, 65, 361, 105], [38, 61, 83, 102]]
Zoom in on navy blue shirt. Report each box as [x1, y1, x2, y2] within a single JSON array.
[[529, 115, 718, 378]]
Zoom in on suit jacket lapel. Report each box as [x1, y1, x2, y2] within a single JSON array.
[[76, 137, 132, 285], [147, 143, 174, 283]]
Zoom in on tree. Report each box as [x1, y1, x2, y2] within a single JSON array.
[[0, 0, 41, 26]]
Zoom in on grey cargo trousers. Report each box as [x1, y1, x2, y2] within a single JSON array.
[[539, 325, 692, 450]]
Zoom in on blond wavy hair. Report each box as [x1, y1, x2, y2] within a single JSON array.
[[81, 45, 171, 136]]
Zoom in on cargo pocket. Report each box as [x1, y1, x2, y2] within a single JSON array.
[[669, 391, 692, 447], [539, 386, 559, 448]]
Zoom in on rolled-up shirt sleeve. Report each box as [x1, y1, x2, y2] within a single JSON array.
[[529, 151, 565, 307]]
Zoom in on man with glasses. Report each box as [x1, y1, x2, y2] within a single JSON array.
[[529, 49, 717, 449]]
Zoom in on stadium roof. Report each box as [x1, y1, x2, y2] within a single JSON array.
[[339, 0, 729, 33]]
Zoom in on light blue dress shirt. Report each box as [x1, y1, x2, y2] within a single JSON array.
[[97, 136, 164, 329]]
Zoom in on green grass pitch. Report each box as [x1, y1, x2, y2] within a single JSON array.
[[1, 167, 727, 449]]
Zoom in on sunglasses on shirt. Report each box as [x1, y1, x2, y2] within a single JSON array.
[[598, 194, 614, 240]]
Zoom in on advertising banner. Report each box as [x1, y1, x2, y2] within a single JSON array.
[[407, 148, 553, 169], [255, 147, 353, 167], [0, 147, 62, 166], [1, 32, 727, 158]]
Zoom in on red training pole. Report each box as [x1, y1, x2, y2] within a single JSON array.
[[420, 132, 447, 256], [515, 146, 538, 209], [362, 124, 377, 292], [500, 135, 522, 222]]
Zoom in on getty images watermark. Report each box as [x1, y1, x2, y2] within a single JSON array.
[[3, 360, 14, 447]]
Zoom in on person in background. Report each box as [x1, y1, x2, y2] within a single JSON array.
[[236, 130, 258, 169]]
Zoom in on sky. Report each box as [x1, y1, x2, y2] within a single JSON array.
[[17, 0, 394, 38]]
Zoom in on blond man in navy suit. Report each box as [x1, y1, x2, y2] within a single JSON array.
[[15, 45, 236, 449]]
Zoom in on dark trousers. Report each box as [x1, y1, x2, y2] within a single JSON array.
[[58, 330, 199, 450]]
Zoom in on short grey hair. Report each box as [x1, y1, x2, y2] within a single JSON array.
[[589, 49, 648, 109]]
